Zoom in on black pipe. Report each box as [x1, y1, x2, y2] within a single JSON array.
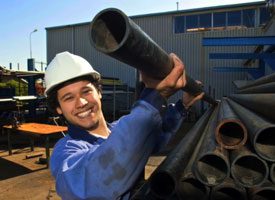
[[215, 98, 247, 149], [229, 93, 275, 122], [210, 177, 247, 200], [177, 111, 211, 200], [271, 163, 275, 185], [148, 106, 214, 198], [192, 105, 230, 186], [230, 145, 268, 188], [227, 98, 275, 162], [237, 82, 275, 94], [177, 125, 211, 200], [238, 72, 275, 90], [248, 181, 275, 200], [89, 8, 217, 105]]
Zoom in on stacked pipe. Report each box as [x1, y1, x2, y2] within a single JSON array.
[[227, 74, 275, 199], [130, 73, 275, 200]]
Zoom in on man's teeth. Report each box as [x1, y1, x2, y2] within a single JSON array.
[[77, 110, 92, 118]]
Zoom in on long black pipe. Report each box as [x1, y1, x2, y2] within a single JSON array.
[[227, 98, 275, 162], [177, 111, 212, 200], [238, 72, 275, 90], [148, 106, 214, 198], [230, 145, 268, 188], [89, 8, 217, 105], [192, 105, 230, 186], [177, 125, 211, 200], [229, 93, 275, 122], [210, 177, 247, 200], [215, 98, 247, 149], [237, 82, 275, 94]]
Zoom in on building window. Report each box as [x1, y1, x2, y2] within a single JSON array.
[[213, 12, 226, 27], [227, 10, 241, 26], [186, 15, 199, 31], [260, 6, 271, 25], [173, 5, 265, 33], [199, 13, 212, 28], [243, 9, 255, 27], [174, 16, 185, 33]]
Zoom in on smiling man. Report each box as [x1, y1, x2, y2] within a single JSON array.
[[45, 51, 203, 200]]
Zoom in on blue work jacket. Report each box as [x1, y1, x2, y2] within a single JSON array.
[[50, 89, 187, 200]]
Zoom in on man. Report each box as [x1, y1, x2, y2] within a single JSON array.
[[45, 51, 203, 199]]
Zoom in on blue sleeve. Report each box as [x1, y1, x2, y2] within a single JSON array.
[[50, 89, 171, 199], [153, 99, 188, 152]]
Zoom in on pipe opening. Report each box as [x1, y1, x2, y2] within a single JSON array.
[[91, 10, 126, 52], [212, 188, 244, 200], [178, 178, 208, 199], [150, 171, 175, 198], [196, 154, 228, 186], [255, 127, 275, 161], [232, 155, 267, 187], [252, 188, 275, 200], [219, 122, 246, 146]]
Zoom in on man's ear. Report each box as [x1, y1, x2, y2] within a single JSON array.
[[56, 107, 63, 115]]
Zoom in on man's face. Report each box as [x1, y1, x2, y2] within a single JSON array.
[[56, 80, 103, 131]]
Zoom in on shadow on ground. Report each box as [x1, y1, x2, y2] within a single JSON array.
[[0, 157, 32, 180]]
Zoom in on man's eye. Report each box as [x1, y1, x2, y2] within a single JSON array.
[[64, 96, 73, 101], [83, 89, 92, 94]]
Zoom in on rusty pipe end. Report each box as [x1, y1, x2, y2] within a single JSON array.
[[215, 119, 248, 150]]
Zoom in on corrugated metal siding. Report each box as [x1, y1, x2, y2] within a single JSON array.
[[263, 15, 275, 75], [264, 15, 275, 35], [46, 27, 74, 63], [133, 14, 263, 101]]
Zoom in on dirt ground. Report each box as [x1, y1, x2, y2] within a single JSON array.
[[0, 122, 194, 199], [0, 147, 60, 200]]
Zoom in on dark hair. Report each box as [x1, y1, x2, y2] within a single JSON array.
[[46, 75, 102, 115]]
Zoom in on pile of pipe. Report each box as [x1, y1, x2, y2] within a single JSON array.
[[131, 73, 275, 200]]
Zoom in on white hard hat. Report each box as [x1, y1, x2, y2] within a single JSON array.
[[44, 51, 100, 95]]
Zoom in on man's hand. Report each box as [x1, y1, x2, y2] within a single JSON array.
[[141, 53, 186, 99], [182, 92, 204, 109], [182, 80, 204, 109]]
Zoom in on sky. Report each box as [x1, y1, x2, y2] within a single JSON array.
[[0, 0, 263, 71]]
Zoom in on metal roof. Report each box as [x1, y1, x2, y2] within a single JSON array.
[[45, 1, 266, 30], [0, 66, 44, 78]]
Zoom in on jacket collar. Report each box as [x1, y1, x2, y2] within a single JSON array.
[[67, 123, 106, 145]]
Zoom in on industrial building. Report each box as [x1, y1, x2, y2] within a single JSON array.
[[46, 0, 274, 104], [0, 0, 275, 199]]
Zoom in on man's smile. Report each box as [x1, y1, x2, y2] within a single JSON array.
[[76, 109, 92, 118]]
